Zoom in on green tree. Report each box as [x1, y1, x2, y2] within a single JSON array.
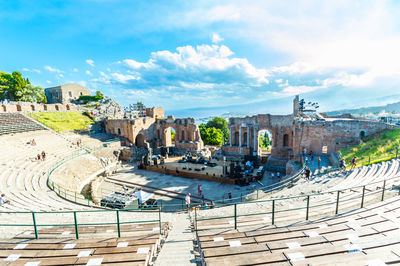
[[171, 130, 175, 142], [206, 117, 229, 142], [0, 71, 13, 100], [16, 84, 47, 103], [10, 71, 26, 100], [259, 132, 271, 149], [200, 123, 223, 145]]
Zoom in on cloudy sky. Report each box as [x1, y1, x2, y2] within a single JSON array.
[[1, 0, 400, 116]]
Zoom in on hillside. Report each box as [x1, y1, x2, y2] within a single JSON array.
[[339, 129, 400, 167], [327, 100, 400, 116], [28, 111, 95, 132]]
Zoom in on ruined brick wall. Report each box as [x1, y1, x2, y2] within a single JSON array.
[[145, 107, 165, 118], [223, 114, 294, 159], [105, 113, 204, 151], [292, 119, 397, 156], [0, 102, 78, 113]]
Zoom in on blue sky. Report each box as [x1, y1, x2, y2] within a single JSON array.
[[2, 0, 400, 116]]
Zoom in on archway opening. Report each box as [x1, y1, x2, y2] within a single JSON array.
[[2, 105, 6, 112], [234, 131, 239, 146], [258, 129, 272, 156], [16, 105, 22, 112], [30, 105, 35, 111], [66, 104, 70, 111], [43, 105, 47, 111], [283, 133, 289, 147], [135, 133, 146, 148], [55, 105, 59, 111], [163, 127, 175, 146]]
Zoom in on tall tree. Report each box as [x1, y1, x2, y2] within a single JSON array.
[[206, 117, 229, 142], [16, 84, 47, 103]]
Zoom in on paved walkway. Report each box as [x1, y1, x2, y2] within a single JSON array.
[[155, 213, 196, 266]]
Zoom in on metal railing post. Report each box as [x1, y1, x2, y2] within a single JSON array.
[[234, 204, 237, 230], [306, 195, 310, 220], [361, 186, 366, 208], [158, 207, 162, 235], [381, 180, 386, 201], [272, 200, 275, 225], [335, 190, 340, 214], [116, 210, 121, 238], [73, 211, 79, 239], [32, 212, 38, 239], [195, 207, 198, 232]]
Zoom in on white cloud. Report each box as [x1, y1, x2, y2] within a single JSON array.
[[46, 80, 52, 84], [212, 33, 223, 43], [86, 59, 95, 67], [122, 44, 269, 85], [281, 85, 323, 96], [22, 68, 41, 74], [275, 79, 282, 84], [57, 74, 64, 78], [86, 70, 93, 76], [73, 68, 79, 72], [110, 73, 136, 83], [44, 65, 62, 73]]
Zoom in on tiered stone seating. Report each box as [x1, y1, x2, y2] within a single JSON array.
[[195, 196, 400, 265], [0, 130, 88, 213], [0, 113, 44, 135], [0, 223, 169, 265]]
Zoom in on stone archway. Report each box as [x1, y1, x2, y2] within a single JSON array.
[[66, 104, 70, 111], [30, 105, 35, 111], [43, 105, 47, 111], [16, 105, 22, 112], [1, 105, 6, 112], [135, 133, 146, 148], [55, 105, 59, 111]]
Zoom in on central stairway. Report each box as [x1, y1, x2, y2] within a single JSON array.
[[155, 213, 196, 266]]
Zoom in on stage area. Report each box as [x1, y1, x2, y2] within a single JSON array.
[[100, 163, 281, 208]]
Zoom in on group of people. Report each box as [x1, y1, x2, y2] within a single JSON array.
[[37, 151, 46, 161], [185, 186, 215, 212], [0, 193, 10, 206]]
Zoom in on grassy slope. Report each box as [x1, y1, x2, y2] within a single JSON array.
[[339, 129, 400, 167], [28, 112, 95, 133]]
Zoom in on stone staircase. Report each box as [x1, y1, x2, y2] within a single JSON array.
[[155, 213, 196, 266]]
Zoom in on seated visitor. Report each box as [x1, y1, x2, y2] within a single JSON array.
[[0, 193, 10, 206]]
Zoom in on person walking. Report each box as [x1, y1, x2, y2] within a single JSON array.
[[185, 193, 191, 212], [350, 156, 357, 169]]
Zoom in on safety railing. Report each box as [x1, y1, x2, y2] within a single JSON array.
[[0, 207, 163, 240], [338, 149, 400, 168], [194, 174, 400, 231]]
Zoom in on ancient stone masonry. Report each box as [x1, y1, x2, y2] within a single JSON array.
[[222, 114, 294, 160], [45, 83, 90, 104], [0, 102, 78, 113], [104, 107, 203, 151], [223, 96, 397, 170]]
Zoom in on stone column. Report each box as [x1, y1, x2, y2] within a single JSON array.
[[253, 125, 258, 156], [239, 126, 242, 147], [247, 126, 250, 148], [230, 126, 233, 146]]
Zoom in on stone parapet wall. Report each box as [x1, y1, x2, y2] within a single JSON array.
[[0, 102, 79, 113]]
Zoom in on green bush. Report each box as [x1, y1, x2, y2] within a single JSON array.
[[78, 91, 104, 103]]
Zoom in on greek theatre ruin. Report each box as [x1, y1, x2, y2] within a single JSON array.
[[222, 96, 396, 172]]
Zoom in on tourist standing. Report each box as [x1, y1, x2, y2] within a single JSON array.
[[41, 151, 46, 161], [185, 193, 191, 212], [350, 156, 357, 169]]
